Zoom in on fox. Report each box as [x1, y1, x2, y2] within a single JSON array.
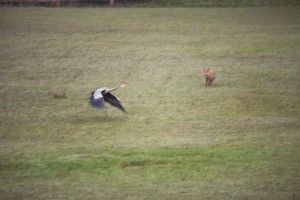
[[202, 68, 216, 86]]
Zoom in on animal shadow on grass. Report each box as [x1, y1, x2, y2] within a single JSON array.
[[72, 114, 128, 124]]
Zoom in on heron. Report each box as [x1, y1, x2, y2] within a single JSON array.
[[89, 84, 127, 112]]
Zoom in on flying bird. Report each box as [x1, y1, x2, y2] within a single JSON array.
[[89, 84, 127, 112]]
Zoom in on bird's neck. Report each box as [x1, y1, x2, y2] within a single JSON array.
[[105, 85, 121, 93]]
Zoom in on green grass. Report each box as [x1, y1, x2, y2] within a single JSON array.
[[0, 7, 300, 200], [148, 0, 300, 7]]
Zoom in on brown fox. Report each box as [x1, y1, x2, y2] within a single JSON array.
[[202, 68, 216, 86]]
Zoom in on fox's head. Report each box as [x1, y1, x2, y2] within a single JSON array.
[[202, 68, 210, 73]]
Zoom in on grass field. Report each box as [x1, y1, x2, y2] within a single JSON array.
[[0, 7, 300, 200]]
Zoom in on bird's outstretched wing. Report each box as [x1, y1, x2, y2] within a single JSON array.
[[103, 92, 126, 112], [89, 91, 105, 109]]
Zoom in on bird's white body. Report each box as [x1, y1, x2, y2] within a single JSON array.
[[93, 87, 107, 99]]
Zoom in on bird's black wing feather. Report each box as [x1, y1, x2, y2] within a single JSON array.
[[103, 92, 126, 112]]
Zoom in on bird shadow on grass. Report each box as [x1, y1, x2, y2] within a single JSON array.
[[71, 114, 128, 124]]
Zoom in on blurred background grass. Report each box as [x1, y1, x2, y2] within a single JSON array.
[[148, 0, 300, 7], [0, 7, 299, 199]]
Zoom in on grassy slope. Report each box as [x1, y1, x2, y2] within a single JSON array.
[[0, 7, 299, 199]]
